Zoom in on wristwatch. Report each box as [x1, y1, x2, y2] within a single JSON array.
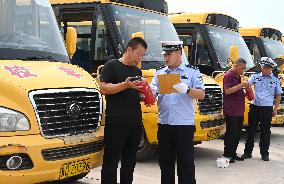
[[186, 87, 191, 94]]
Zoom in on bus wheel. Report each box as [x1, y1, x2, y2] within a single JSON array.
[[136, 128, 156, 160], [218, 134, 225, 140]]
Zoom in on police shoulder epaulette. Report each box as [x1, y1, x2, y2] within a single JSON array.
[[186, 64, 199, 70], [156, 66, 166, 70]]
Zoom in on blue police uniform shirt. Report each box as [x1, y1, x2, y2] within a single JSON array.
[[150, 62, 205, 125], [248, 72, 283, 106]]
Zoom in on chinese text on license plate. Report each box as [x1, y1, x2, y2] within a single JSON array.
[[59, 159, 91, 180], [207, 129, 221, 140]]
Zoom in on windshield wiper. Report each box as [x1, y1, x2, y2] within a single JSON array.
[[142, 60, 164, 68], [21, 55, 58, 62]]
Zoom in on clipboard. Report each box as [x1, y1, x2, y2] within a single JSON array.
[[157, 74, 181, 94]]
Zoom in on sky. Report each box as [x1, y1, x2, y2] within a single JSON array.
[[166, 0, 284, 34]]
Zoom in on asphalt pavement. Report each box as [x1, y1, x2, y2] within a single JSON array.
[[76, 127, 284, 184]]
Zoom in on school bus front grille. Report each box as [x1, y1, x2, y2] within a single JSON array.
[[200, 118, 225, 129], [30, 88, 102, 138], [42, 140, 104, 161], [198, 84, 223, 115]]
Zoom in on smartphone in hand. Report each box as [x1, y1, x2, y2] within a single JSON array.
[[129, 76, 142, 82]]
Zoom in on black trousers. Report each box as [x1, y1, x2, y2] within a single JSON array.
[[244, 104, 273, 157], [223, 116, 243, 158], [158, 124, 196, 184], [101, 124, 142, 184]]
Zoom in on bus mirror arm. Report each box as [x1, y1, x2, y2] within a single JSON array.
[[183, 46, 189, 59]]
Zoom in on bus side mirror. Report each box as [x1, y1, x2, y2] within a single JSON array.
[[280, 65, 284, 74], [277, 55, 284, 74], [183, 46, 189, 59], [66, 27, 77, 59], [137, 61, 142, 69], [228, 46, 239, 66], [132, 32, 145, 40], [97, 65, 104, 78]]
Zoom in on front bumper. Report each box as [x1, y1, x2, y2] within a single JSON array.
[[272, 106, 284, 125], [194, 113, 225, 142], [0, 132, 104, 184], [272, 114, 284, 125], [142, 112, 225, 144], [244, 103, 284, 126]]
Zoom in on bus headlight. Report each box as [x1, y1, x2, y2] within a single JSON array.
[[0, 107, 30, 131]]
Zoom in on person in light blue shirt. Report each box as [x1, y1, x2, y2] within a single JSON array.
[[151, 60, 205, 126], [241, 57, 283, 161], [247, 69, 282, 107], [151, 41, 205, 184]]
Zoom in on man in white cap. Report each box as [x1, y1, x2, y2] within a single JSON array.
[[241, 57, 283, 161], [151, 41, 205, 184]]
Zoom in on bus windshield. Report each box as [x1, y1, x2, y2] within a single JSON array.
[[109, 4, 187, 69], [260, 37, 284, 59], [0, 0, 68, 62], [206, 25, 254, 70]]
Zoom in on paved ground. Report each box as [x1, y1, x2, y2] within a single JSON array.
[[76, 127, 284, 184]]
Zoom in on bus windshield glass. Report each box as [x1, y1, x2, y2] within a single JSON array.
[[109, 4, 187, 69], [260, 37, 284, 59], [0, 0, 68, 62], [206, 25, 254, 70]]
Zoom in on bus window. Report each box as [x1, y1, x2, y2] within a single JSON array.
[[195, 32, 211, 66], [65, 21, 92, 72], [94, 15, 114, 62], [175, 29, 195, 63], [244, 39, 253, 54], [175, 27, 212, 70], [244, 38, 261, 69], [252, 43, 262, 64], [179, 35, 192, 61]]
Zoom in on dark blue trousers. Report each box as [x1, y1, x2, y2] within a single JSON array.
[[158, 124, 196, 184]]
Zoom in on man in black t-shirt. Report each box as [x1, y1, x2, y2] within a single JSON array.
[[100, 37, 147, 184]]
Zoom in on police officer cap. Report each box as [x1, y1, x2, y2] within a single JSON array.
[[260, 57, 277, 68], [160, 41, 183, 55]]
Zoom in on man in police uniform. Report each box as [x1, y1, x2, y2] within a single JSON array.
[[241, 57, 283, 161], [151, 41, 205, 184]]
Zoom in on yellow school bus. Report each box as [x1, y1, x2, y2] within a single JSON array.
[[51, 0, 225, 160], [240, 27, 284, 124], [0, 0, 104, 183], [170, 12, 258, 127]]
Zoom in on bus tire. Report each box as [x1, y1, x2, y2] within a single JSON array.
[[136, 128, 157, 160]]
